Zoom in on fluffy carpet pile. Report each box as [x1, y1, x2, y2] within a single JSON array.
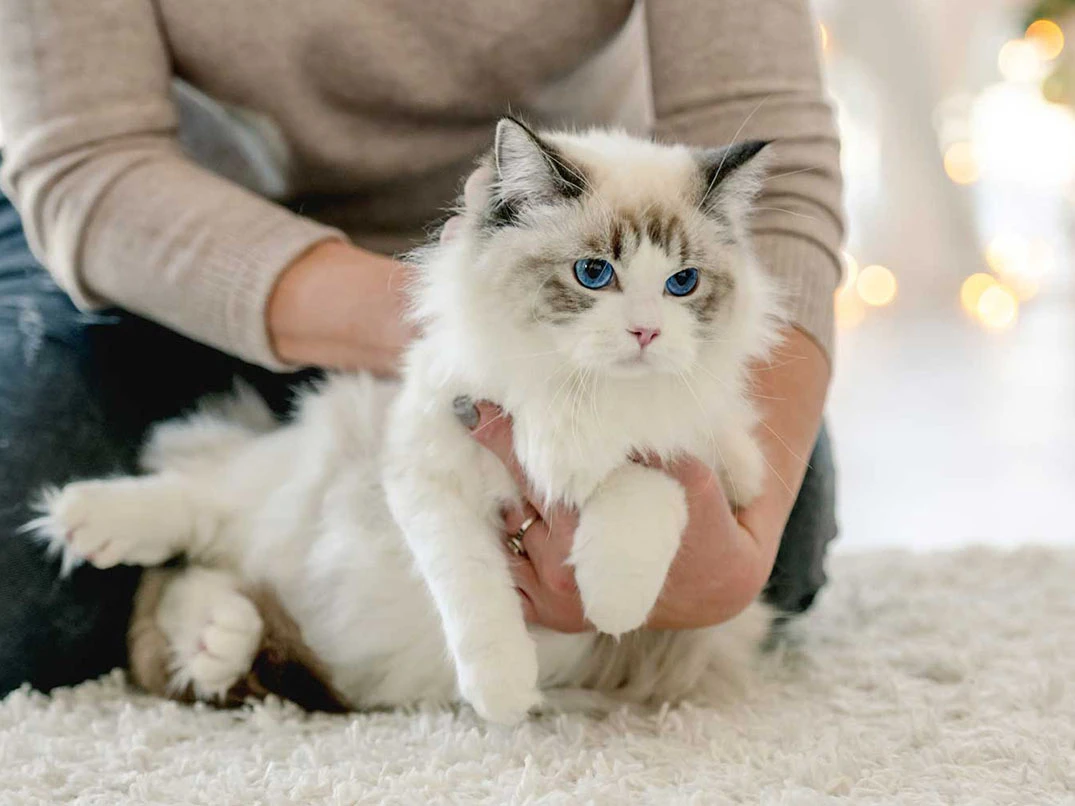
[[2, 547, 1073, 805]]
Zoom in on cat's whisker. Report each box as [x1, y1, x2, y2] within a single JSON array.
[[697, 95, 772, 210], [694, 335, 735, 345], [757, 353, 809, 370], [752, 207, 822, 223], [685, 362, 795, 498], [492, 347, 563, 364], [675, 370, 730, 503], [762, 167, 823, 182], [694, 363, 786, 402], [756, 418, 811, 470]]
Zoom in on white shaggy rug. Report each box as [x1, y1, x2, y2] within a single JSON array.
[[2, 547, 1074, 805]]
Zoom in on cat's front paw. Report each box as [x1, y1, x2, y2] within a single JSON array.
[[457, 643, 542, 725], [571, 466, 689, 637], [30, 480, 183, 571]]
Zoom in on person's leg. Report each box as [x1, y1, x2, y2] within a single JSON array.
[[762, 423, 839, 616], [0, 182, 311, 697]]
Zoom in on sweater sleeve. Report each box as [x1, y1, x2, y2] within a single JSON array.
[[0, 0, 343, 369], [644, 0, 845, 361]]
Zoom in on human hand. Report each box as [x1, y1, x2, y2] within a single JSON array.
[[268, 162, 493, 373], [459, 401, 771, 632], [267, 240, 416, 374]]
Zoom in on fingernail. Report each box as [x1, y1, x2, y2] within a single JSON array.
[[452, 395, 480, 429]]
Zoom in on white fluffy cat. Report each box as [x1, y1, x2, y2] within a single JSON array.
[[31, 119, 783, 724]]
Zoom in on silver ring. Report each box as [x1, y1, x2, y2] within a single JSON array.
[[507, 514, 538, 556]]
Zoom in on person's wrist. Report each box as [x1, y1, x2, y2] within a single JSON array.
[[267, 240, 414, 373], [267, 240, 342, 365]]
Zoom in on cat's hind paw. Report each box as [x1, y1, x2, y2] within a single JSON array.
[[158, 569, 264, 701]]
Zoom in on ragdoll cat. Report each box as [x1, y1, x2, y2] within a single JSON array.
[[31, 118, 783, 724]]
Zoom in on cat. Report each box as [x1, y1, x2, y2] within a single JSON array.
[[29, 118, 784, 723]]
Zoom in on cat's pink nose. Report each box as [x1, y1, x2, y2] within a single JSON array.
[[628, 327, 661, 348]]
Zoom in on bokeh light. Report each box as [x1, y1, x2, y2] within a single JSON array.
[[984, 234, 1052, 301], [943, 142, 979, 185], [984, 233, 1027, 274], [835, 287, 866, 329], [960, 273, 997, 315], [819, 23, 830, 55], [976, 284, 1019, 330], [856, 264, 897, 307], [1026, 19, 1064, 61], [971, 83, 1075, 188], [998, 38, 1047, 82]]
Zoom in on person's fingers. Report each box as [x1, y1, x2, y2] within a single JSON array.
[[505, 550, 540, 623], [461, 400, 535, 503], [501, 503, 575, 597], [525, 506, 579, 597], [502, 503, 540, 537]]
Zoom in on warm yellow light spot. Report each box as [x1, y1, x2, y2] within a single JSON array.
[[985, 233, 1027, 274], [944, 142, 979, 185], [960, 273, 997, 314], [1005, 274, 1041, 301], [835, 287, 865, 329], [985, 234, 1052, 300], [856, 264, 897, 307], [998, 38, 1046, 81], [1027, 238, 1056, 277], [976, 283, 1019, 330], [1026, 19, 1065, 60], [841, 251, 859, 291], [819, 23, 831, 55]]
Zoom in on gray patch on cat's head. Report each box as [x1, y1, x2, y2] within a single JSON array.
[[526, 203, 740, 331], [539, 276, 596, 323], [479, 132, 762, 339], [684, 273, 736, 324]]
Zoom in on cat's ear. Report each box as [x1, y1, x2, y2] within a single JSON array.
[[491, 117, 586, 223], [696, 140, 772, 222]]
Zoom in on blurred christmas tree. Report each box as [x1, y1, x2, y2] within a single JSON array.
[[1016, 8, 1073, 104], [1027, 1, 1075, 27]]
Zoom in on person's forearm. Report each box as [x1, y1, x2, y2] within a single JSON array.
[[646, 326, 830, 630], [266, 241, 415, 374], [736, 326, 830, 597], [0, 0, 352, 370]]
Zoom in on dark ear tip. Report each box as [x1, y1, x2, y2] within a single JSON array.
[[741, 139, 773, 156], [496, 115, 537, 138]]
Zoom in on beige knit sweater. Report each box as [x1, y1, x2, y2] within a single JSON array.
[[0, 0, 843, 369]]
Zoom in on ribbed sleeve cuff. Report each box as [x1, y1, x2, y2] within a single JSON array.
[[752, 232, 839, 363], [199, 214, 345, 370]]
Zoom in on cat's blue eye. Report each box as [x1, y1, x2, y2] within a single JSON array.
[[574, 258, 615, 290], [665, 268, 699, 297]]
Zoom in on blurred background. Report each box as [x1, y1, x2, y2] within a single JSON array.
[[818, 0, 1075, 550], [1, 1, 1069, 553]]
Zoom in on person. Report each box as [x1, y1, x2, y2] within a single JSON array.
[[0, 1, 842, 696]]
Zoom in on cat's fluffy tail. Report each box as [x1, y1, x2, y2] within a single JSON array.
[[140, 380, 278, 474]]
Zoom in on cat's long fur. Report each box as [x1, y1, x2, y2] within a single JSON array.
[[30, 120, 784, 722]]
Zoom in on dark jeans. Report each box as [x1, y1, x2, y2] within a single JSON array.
[[0, 183, 837, 698]]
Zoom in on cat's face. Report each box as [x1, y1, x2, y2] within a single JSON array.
[[463, 119, 774, 380]]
